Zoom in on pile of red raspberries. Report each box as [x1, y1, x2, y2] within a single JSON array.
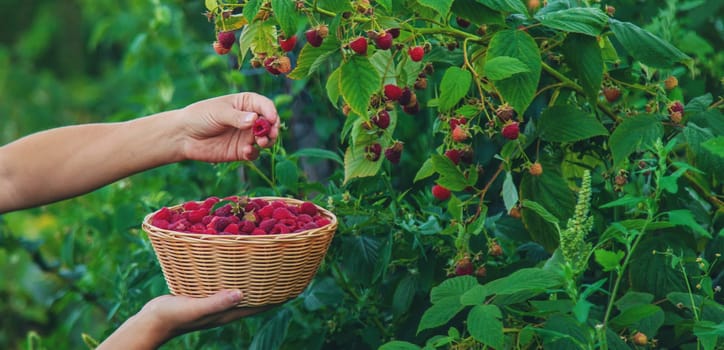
[[150, 196, 331, 235]]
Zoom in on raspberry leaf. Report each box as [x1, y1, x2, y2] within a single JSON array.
[[288, 34, 340, 79], [270, 0, 299, 38], [477, 0, 528, 15], [486, 30, 541, 115], [483, 56, 530, 81], [609, 19, 693, 70], [417, 0, 453, 18], [609, 114, 663, 166], [562, 34, 603, 101], [242, 0, 263, 23], [467, 305, 504, 349], [537, 105, 608, 143], [340, 55, 382, 117], [438, 67, 472, 112], [535, 7, 608, 36]]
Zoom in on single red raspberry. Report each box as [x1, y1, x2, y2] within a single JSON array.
[[152, 219, 170, 229], [213, 41, 230, 55], [217, 31, 236, 49], [202, 196, 220, 208], [300, 202, 318, 216], [374, 31, 393, 50], [271, 223, 291, 234], [448, 117, 467, 130], [271, 200, 286, 209], [668, 101, 684, 114], [388, 28, 400, 38], [305, 25, 327, 47], [253, 118, 272, 137], [279, 35, 297, 52], [397, 88, 412, 106], [603, 86, 621, 103], [186, 209, 207, 223], [452, 126, 469, 143], [272, 207, 294, 220], [408, 46, 425, 62], [315, 218, 331, 227], [263, 57, 281, 75], [301, 222, 319, 230], [501, 122, 520, 140], [372, 110, 390, 129], [454, 256, 474, 276], [445, 149, 462, 165], [183, 201, 200, 211], [240, 221, 256, 233], [259, 218, 278, 233], [213, 217, 232, 232], [251, 228, 267, 235], [154, 207, 173, 221], [365, 143, 382, 161], [455, 17, 471, 28], [383, 84, 403, 101], [214, 204, 233, 216], [384, 141, 404, 164], [349, 36, 368, 55], [257, 205, 274, 218], [224, 223, 240, 234], [432, 184, 451, 201]]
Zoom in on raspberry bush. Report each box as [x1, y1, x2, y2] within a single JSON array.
[[1, 0, 722, 349]]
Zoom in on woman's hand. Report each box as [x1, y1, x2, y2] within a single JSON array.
[[98, 290, 274, 350], [177, 92, 280, 162]]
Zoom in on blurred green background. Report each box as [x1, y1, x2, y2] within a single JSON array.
[[0, 0, 722, 349]]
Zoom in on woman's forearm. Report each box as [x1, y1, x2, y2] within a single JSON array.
[[0, 110, 183, 213]]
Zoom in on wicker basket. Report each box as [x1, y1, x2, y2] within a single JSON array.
[[141, 196, 337, 307]]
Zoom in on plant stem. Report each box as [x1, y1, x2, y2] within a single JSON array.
[[541, 62, 620, 123]]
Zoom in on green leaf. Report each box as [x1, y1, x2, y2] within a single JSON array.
[[460, 285, 489, 305], [290, 148, 343, 165], [341, 235, 381, 281], [325, 67, 341, 105], [538, 105, 608, 142], [486, 30, 541, 114], [666, 209, 711, 239], [561, 34, 603, 100], [501, 172, 519, 213], [393, 275, 418, 316], [483, 56, 530, 80], [414, 158, 435, 183], [476, 0, 527, 15], [615, 291, 654, 311], [275, 159, 298, 193], [271, 0, 298, 37], [535, 7, 608, 36], [288, 36, 340, 79], [630, 234, 693, 298], [483, 268, 562, 295], [522, 200, 559, 226], [344, 143, 383, 183], [205, 0, 218, 11], [417, 296, 466, 334], [609, 19, 693, 69], [609, 114, 663, 166], [541, 315, 590, 349], [430, 275, 478, 304], [448, 196, 463, 222], [593, 249, 623, 272], [379, 341, 421, 350], [451, 0, 505, 26], [417, 0, 453, 17], [467, 305, 504, 349], [598, 194, 645, 209], [249, 309, 292, 350], [609, 304, 661, 328], [317, 0, 354, 12], [375, 0, 392, 12], [242, 0, 262, 23], [238, 21, 277, 65], [340, 56, 382, 117], [431, 155, 468, 191], [520, 162, 575, 251], [702, 136, 724, 158], [438, 67, 472, 112], [303, 277, 344, 311]]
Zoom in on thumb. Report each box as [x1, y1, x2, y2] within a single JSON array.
[[213, 109, 258, 130], [192, 289, 244, 314]]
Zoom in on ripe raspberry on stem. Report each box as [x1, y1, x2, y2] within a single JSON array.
[[213, 41, 230, 55], [217, 31, 236, 49], [279, 35, 297, 52], [372, 110, 390, 129], [452, 126, 469, 143], [431, 184, 451, 201], [384, 141, 404, 164], [365, 143, 382, 161], [408, 46, 425, 62], [374, 31, 393, 50], [384, 84, 403, 101], [501, 122, 520, 140], [253, 118, 272, 137], [349, 36, 368, 55]]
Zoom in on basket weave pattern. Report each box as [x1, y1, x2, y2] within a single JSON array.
[[142, 197, 337, 306]]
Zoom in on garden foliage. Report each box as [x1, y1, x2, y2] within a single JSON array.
[[1, 0, 722, 349]]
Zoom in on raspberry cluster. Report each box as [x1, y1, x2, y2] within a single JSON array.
[[150, 196, 332, 235]]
